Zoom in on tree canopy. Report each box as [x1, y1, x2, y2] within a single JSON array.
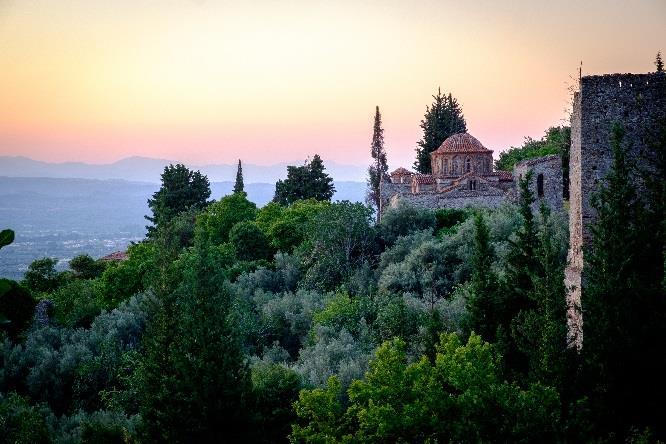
[[274, 155, 335, 205], [145, 164, 211, 236]]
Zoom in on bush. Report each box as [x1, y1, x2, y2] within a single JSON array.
[[51, 279, 107, 328], [0, 392, 50, 444], [197, 193, 257, 245], [251, 362, 301, 443], [23, 257, 61, 293], [69, 255, 106, 280], [0, 280, 36, 341], [229, 221, 274, 261], [379, 201, 436, 245], [291, 333, 562, 443]]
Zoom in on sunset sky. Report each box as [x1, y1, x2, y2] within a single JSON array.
[[1, 0, 664, 169]]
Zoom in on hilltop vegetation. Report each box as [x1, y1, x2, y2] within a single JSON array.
[[0, 126, 665, 443]]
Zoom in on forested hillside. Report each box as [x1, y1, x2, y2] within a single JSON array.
[[0, 128, 665, 443]]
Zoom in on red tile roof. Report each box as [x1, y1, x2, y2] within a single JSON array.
[[100, 251, 128, 261], [413, 174, 436, 184], [431, 133, 493, 154], [390, 167, 413, 176]]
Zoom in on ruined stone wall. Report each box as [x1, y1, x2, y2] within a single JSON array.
[[565, 72, 666, 349], [513, 154, 563, 212]]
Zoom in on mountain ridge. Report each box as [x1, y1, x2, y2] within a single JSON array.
[[0, 155, 368, 183]]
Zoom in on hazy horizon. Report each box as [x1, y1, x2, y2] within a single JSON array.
[[1, 0, 664, 170]]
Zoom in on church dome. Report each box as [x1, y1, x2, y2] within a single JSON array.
[[432, 133, 492, 154]]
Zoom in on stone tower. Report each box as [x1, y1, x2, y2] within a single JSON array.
[[565, 72, 666, 349]]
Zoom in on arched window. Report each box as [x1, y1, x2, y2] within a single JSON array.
[[465, 157, 472, 173], [537, 173, 544, 197], [469, 180, 477, 191]]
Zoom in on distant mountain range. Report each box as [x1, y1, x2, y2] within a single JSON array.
[[0, 155, 368, 183]]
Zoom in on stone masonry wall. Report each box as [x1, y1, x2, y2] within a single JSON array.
[[513, 154, 563, 212], [565, 72, 666, 349], [388, 189, 507, 211]]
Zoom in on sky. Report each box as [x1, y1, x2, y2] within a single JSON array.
[[0, 0, 664, 170]]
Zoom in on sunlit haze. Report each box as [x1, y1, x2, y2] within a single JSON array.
[[1, 0, 664, 169]]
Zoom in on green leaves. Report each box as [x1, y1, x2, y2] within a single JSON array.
[[0, 229, 14, 250], [274, 155, 335, 206], [291, 333, 562, 443]]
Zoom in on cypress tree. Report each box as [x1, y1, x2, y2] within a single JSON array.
[[233, 159, 245, 194], [466, 212, 499, 342], [497, 172, 540, 377], [414, 89, 466, 173], [656, 51, 664, 72], [367, 106, 389, 220]]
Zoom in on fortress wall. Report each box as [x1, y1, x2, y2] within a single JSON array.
[[565, 72, 666, 349]]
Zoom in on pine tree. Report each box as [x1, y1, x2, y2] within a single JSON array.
[[145, 164, 211, 237], [414, 89, 467, 173], [273, 155, 335, 205], [233, 159, 245, 194], [656, 51, 664, 72], [367, 106, 389, 220]]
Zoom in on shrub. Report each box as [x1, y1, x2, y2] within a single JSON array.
[[379, 201, 436, 245], [229, 221, 274, 261], [0, 280, 36, 341], [23, 257, 61, 293]]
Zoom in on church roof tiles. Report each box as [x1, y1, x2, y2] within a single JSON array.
[[431, 133, 493, 154]]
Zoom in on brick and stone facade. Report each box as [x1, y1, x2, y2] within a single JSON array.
[[379, 132, 563, 216], [565, 72, 666, 349]]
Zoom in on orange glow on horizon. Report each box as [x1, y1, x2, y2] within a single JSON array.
[[1, 0, 664, 169]]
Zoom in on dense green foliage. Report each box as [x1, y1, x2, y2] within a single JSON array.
[[274, 155, 335, 205], [145, 163, 211, 236], [366, 106, 389, 218], [581, 123, 666, 438], [414, 89, 466, 173], [292, 334, 561, 443], [1, 122, 664, 441], [495, 126, 570, 171]]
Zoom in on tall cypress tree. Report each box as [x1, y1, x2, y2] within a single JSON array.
[[656, 51, 664, 72], [233, 159, 244, 194], [367, 106, 389, 220], [466, 212, 499, 342], [496, 172, 540, 378], [414, 89, 467, 173]]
